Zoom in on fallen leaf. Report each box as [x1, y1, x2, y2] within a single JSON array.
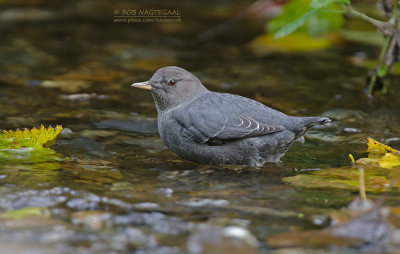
[[378, 153, 400, 169], [284, 167, 391, 192], [367, 137, 399, 154], [0, 125, 62, 149], [353, 137, 400, 169]]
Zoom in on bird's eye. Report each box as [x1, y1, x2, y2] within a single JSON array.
[[168, 79, 176, 86]]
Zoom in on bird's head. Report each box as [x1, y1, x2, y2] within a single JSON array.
[[131, 66, 209, 112]]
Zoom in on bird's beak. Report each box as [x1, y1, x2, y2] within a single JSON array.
[[131, 81, 152, 90]]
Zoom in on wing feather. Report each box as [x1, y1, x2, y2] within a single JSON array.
[[172, 101, 284, 144]]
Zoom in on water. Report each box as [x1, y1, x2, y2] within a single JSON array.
[[0, 0, 400, 253]]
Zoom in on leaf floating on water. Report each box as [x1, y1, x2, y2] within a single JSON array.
[[366, 137, 399, 154], [354, 137, 400, 169], [378, 153, 400, 169], [0, 125, 63, 149]]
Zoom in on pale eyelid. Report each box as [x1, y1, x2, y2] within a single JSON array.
[[166, 78, 191, 82]]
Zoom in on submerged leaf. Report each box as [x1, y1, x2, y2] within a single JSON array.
[[284, 167, 391, 192]]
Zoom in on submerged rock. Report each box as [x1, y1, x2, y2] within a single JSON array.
[[179, 198, 229, 207], [71, 211, 113, 230], [113, 212, 188, 235], [135, 246, 184, 254], [112, 227, 157, 248], [0, 189, 68, 210]]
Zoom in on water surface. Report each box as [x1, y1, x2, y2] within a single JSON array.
[[0, 0, 399, 253]]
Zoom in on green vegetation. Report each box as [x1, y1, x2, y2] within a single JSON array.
[[269, 0, 400, 95]]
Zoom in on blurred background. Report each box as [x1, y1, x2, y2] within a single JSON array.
[[0, 0, 399, 253]]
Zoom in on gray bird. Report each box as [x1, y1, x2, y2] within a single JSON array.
[[131, 66, 330, 166]]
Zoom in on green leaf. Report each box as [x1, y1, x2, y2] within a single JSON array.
[[274, 9, 318, 39], [268, 0, 310, 35], [271, 0, 348, 39]]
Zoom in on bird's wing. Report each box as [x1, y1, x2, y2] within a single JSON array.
[[172, 97, 285, 143]]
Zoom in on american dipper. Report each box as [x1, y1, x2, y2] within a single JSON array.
[[132, 66, 331, 166]]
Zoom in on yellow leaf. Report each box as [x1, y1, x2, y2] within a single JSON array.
[[38, 125, 46, 144], [14, 129, 23, 139], [30, 127, 39, 142], [353, 137, 400, 170], [378, 153, 400, 169], [0, 125, 63, 148], [23, 128, 30, 138], [366, 137, 398, 153]]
